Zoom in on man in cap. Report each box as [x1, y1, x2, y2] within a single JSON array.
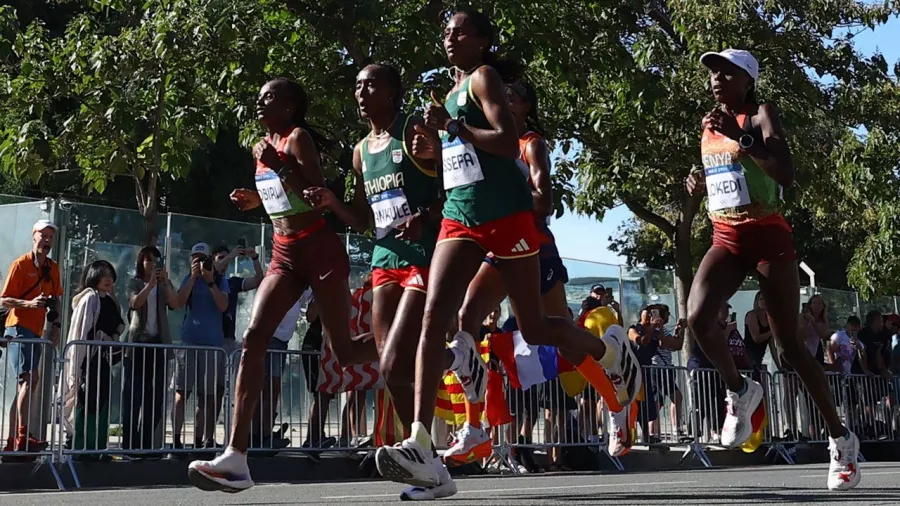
[[172, 242, 230, 455], [0, 220, 62, 455]]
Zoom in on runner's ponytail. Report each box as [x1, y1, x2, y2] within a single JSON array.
[[270, 77, 335, 156]]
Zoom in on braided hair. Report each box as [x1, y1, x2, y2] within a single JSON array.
[[267, 77, 334, 155], [454, 10, 522, 83]]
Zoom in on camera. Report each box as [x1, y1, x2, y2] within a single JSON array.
[[201, 257, 213, 272], [45, 295, 59, 323]]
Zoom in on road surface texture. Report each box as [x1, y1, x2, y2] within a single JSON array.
[[3, 462, 900, 505]]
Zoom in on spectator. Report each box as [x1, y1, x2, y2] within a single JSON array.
[[1, 220, 62, 456], [122, 246, 179, 455], [172, 243, 230, 454], [212, 245, 264, 357], [828, 316, 864, 376], [743, 292, 773, 370], [628, 304, 682, 443], [59, 260, 124, 460], [650, 306, 686, 440], [859, 310, 892, 380]]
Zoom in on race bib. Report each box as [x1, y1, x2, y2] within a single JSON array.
[[442, 137, 484, 190], [255, 170, 292, 215], [705, 163, 750, 212], [368, 188, 412, 239]]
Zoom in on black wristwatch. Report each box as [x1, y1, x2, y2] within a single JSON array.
[[739, 134, 755, 150], [207, 281, 216, 288], [446, 119, 461, 138], [417, 206, 431, 221]]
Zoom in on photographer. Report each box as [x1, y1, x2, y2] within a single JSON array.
[[212, 244, 264, 357], [0, 220, 62, 456], [172, 243, 230, 454], [121, 246, 179, 454]]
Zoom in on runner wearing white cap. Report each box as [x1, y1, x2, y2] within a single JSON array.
[[686, 48, 859, 491]]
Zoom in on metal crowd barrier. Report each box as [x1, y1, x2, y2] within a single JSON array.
[[225, 347, 378, 458], [0, 337, 63, 487]]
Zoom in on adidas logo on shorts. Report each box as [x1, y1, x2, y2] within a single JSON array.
[[510, 239, 530, 253]]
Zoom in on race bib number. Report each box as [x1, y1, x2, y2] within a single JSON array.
[[442, 137, 484, 190], [255, 171, 292, 215], [368, 188, 412, 239], [705, 163, 750, 212]]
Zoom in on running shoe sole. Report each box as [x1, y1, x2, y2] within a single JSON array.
[[451, 332, 487, 404], [443, 440, 492, 467], [604, 327, 643, 407], [375, 448, 436, 488], [187, 467, 253, 493]]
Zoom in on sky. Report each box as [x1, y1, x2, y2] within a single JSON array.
[[550, 15, 900, 266]]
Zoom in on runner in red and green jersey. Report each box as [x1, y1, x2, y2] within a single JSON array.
[[374, 9, 642, 491], [685, 49, 858, 490], [188, 78, 378, 494]]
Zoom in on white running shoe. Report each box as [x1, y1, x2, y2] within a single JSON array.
[[376, 438, 439, 488], [720, 376, 764, 448], [187, 447, 254, 493], [399, 457, 458, 501], [443, 422, 492, 466], [449, 331, 487, 404], [598, 326, 643, 407], [607, 404, 633, 457], [827, 430, 861, 491]]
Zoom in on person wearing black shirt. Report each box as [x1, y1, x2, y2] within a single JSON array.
[[859, 311, 893, 379]]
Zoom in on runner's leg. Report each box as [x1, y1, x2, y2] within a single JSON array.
[[686, 247, 747, 391], [187, 273, 301, 492], [757, 260, 843, 436], [379, 285, 427, 429]]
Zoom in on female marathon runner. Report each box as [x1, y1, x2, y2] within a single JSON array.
[[188, 78, 378, 493], [685, 49, 859, 490], [375, 9, 641, 490], [444, 80, 634, 464], [305, 64, 460, 501]]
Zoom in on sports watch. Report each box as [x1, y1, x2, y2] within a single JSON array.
[[739, 134, 755, 150], [446, 119, 461, 137]]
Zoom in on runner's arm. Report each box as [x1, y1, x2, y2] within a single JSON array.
[[281, 127, 327, 193], [524, 137, 553, 217], [322, 142, 373, 233], [459, 66, 519, 159], [407, 116, 445, 228], [745, 104, 794, 188]]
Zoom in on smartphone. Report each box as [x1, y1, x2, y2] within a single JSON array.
[[237, 238, 247, 250], [729, 312, 737, 323], [651, 308, 660, 319]]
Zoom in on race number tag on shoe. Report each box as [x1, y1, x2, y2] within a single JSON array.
[[255, 170, 292, 215], [704, 163, 751, 212], [442, 137, 484, 190], [368, 188, 412, 239]]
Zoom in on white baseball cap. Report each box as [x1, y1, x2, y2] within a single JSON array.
[[32, 219, 58, 233], [700, 49, 759, 82], [191, 242, 211, 257]]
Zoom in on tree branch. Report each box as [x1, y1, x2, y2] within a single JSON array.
[[624, 199, 676, 238], [647, 6, 686, 53]]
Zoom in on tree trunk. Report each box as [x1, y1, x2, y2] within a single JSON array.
[[676, 194, 702, 363]]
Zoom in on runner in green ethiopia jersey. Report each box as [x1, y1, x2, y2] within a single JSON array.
[[304, 66, 458, 501], [374, 10, 642, 499]]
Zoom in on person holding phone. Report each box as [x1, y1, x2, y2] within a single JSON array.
[[172, 243, 230, 456], [629, 305, 682, 444], [211, 244, 264, 358], [122, 246, 178, 454]]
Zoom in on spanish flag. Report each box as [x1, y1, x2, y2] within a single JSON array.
[[374, 388, 406, 447], [435, 338, 491, 425]]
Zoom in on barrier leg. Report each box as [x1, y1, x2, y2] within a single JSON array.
[[66, 456, 82, 489], [49, 460, 66, 491]]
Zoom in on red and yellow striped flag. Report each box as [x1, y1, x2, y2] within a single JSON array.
[[435, 338, 490, 425]]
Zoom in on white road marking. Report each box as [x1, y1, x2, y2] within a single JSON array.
[[798, 470, 900, 479], [321, 480, 698, 500]]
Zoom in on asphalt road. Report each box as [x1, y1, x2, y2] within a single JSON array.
[[3, 463, 900, 505]]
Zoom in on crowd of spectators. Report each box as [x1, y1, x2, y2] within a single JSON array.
[[2, 219, 899, 467]]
